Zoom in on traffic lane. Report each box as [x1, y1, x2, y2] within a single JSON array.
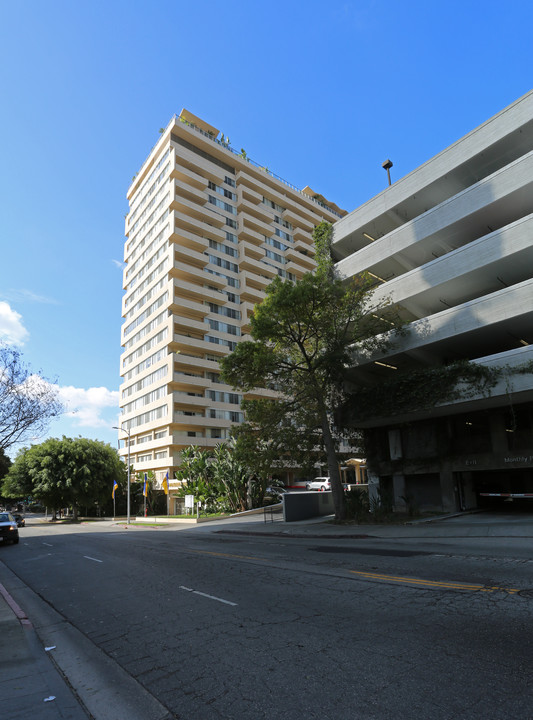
[[6, 525, 533, 612], [6, 528, 531, 609], [3, 529, 533, 719], [178, 529, 533, 592]]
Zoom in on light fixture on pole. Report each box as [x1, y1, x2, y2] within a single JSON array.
[[382, 158, 393, 186], [113, 425, 131, 524]]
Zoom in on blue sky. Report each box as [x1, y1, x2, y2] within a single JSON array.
[[1, 0, 532, 455]]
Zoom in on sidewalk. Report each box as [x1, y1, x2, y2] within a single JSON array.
[[0, 582, 89, 720], [208, 509, 533, 539]]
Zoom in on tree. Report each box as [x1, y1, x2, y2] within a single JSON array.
[[220, 222, 399, 521], [0, 448, 11, 481], [0, 345, 63, 452], [212, 442, 251, 513], [174, 443, 267, 514], [2, 436, 127, 520], [175, 446, 225, 513]]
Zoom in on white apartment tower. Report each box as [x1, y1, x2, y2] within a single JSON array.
[[119, 110, 344, 497]]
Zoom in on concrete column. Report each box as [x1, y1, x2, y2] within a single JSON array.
[[439, 464, 457, 512], [392, 473, 407, 511], [489, 412, 507, 453]]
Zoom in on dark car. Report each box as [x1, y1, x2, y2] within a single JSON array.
[[11, 513, 25, 528], [0, 512, 19, 544]]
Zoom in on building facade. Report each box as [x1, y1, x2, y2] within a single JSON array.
[[119, 110, 343, 499], [332, 91, 533, 512]]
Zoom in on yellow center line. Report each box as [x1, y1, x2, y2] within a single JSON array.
[[349, 570, 519, 594]]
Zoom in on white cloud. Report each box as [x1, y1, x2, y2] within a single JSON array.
[[57, 385, 119, 428], [111, 259, 125, 270], [0, 301, 29, 345], [0, 289, 58, 305]]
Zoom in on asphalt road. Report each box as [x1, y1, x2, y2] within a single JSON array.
[[1, 514, 533, 719]]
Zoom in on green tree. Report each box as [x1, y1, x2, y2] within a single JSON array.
[[175, 446, 223, 513], [212, 442, 250, 513], [2, 437, 126, 520], [0, 345, 63, 452], [221, 222, 398, 521], [0, 448, 11, 482]]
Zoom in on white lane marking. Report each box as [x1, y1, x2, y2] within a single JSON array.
[[83, 555, 103, 563], [179, 585, 237, 606], [193, 591, 237, 606], [42, 542, 53, 547], [24, 554, 53, 562]]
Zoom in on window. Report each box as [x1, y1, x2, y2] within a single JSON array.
[[262, 197, 285, 213], [208, 195, 237, 215], [123, 404, 168, 430], [206, 318, 240, 336]]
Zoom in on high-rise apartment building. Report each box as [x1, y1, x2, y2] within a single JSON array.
[[119, 110, 344, 501]]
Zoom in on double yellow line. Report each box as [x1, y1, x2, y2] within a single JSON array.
[[350, 570, 519, 594], [189, 549, 520, 595]]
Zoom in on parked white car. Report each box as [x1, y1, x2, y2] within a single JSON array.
[[306, 477, 331, 491]]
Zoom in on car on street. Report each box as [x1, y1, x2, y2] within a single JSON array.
[[11, 513, 25, 528], [306, 477, 331, 491], [0, 512, 20, 544]]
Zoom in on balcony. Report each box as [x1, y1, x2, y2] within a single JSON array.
[[240, 255, 276, 277], [170, 162, 208, 190], [171, 333, 229, 356], [237, 196, 273, 223], [173, 316, 205, 338], [243, 387, 278, 401], [240, 186, 263, 205], [239, 282, 265, 304], [294, 239, 314, 255], [238, 211, 273, 237], [169, 227, 209, 253], [285, 247, 316, 271], [282, 208, 314, 231], [174, 245, 208, 270], [171, 196, 226, 229], [172, 277, 223, 303], [171, 372, 209, 392], [170, 262, 224, 288], [239, 223, 264, 246], [174, 355, 220, 373], [293, 226, 312, 243], [169, 296, 209, 319], [239, 239, 263, 260], [172, 210, 225, 242], [174, 179, 206, 205], [239, 270, 271, 292], [284, 261, 306, 278]]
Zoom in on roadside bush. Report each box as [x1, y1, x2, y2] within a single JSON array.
[[345, 488, 369, 521]]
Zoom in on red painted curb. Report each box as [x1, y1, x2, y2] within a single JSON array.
[[0, 582, 33, 628]]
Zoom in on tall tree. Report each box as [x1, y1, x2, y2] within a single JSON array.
[[220, 222, 399, 521], [2, 437, 126, 519], [0, 345, 63, 451]]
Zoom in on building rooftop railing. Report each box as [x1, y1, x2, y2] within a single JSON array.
[[128, 115, 343, 219]]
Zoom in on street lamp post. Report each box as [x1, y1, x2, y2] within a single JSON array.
[[382, 158, 393, 186], [113, 425, 131, 524]]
